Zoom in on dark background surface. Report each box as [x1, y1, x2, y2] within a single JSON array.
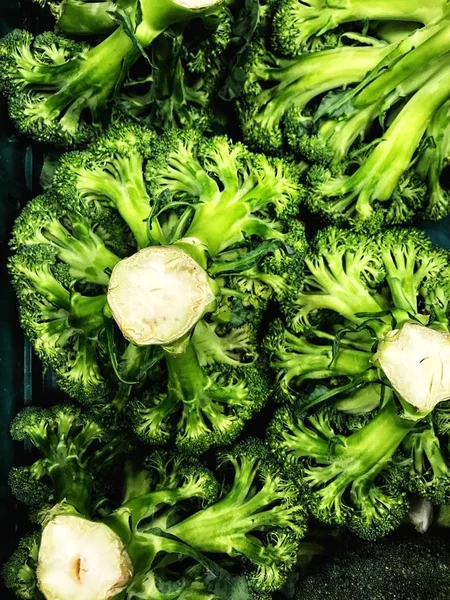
[[0, 2, 450, 597]]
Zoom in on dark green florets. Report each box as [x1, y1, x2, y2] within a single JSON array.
[[2, 532, 40, 600]]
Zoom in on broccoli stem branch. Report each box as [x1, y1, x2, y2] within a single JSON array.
[[255, 45, 390, 130], [165, 340, 208, 404], [355, 22, 450, 109], [321, 62, 450, 216], [310, 399, 420, 501], [46, 448, 94, 516]]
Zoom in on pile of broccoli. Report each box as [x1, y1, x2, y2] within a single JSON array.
[[3, 404, 307, 600], [2, 1, 450, 599]]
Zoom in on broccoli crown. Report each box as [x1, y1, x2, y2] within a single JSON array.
[[0, 0, 224, 146], [267, 400, 412, 540], [295, 529, 450, 600], [2, 531, 41, 600], [10, 126, 302, 448], [10, 404, 127, 515], [169, 438, 308, 593]]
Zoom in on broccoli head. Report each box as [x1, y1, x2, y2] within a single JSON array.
[[0, 0, 223, 145]]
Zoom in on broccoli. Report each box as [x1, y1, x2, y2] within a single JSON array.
[[238, 33, 393, 154], [2, 532, 41, 600], [403, 422, 450, 504], [10, 125, 306, 452], [271, 0, 447, 56], [4, 436, 307, 600], [415, 98, 450, 221], [8, 404, 128, 515], [267, 400, 412, 540], [300, 18, 450, 227], [119, 6, 234, 132], [0, 0, 223, 146], [170, 439, 308, 593], [265, 227, 450, 538], [295, 529, 450, 600]]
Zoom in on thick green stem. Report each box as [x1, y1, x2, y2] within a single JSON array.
[[335, 399, 421, 481], [310, 0, 446, 28], [164, 340, 207, 405], [44, 27, 138, 118], [49, 462, 93, 516], [322, 62, 450, 213], [57, 0, 119, 35], [68, 293, 107, 335]]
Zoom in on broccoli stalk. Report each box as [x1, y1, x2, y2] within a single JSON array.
[[0, 0, 223, 145], [272, 0, 447, 56], [43, 0, 132, 35]]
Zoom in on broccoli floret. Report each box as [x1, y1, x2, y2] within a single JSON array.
[[295, 529, 450, 600], [2, 531, 40, 600], [147, 131, 304, 275], [287, 226, 387, 330], [0, 0, 222, 146], [51, 122, 163, 248], [267, 401, 411, 540], [271, 0, 446, 56], [10, 192, 121, 284], [403, 423, 450, 504], [10, 404, 128, 515], [238, 35, 391, 154], [8, 244, 110, 400], [129, 350, 270, 454], [287, 226, 448, 331], [170, 439, 308, 593]]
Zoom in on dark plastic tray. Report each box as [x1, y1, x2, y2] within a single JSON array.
[[1, 2, 450, 596]]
